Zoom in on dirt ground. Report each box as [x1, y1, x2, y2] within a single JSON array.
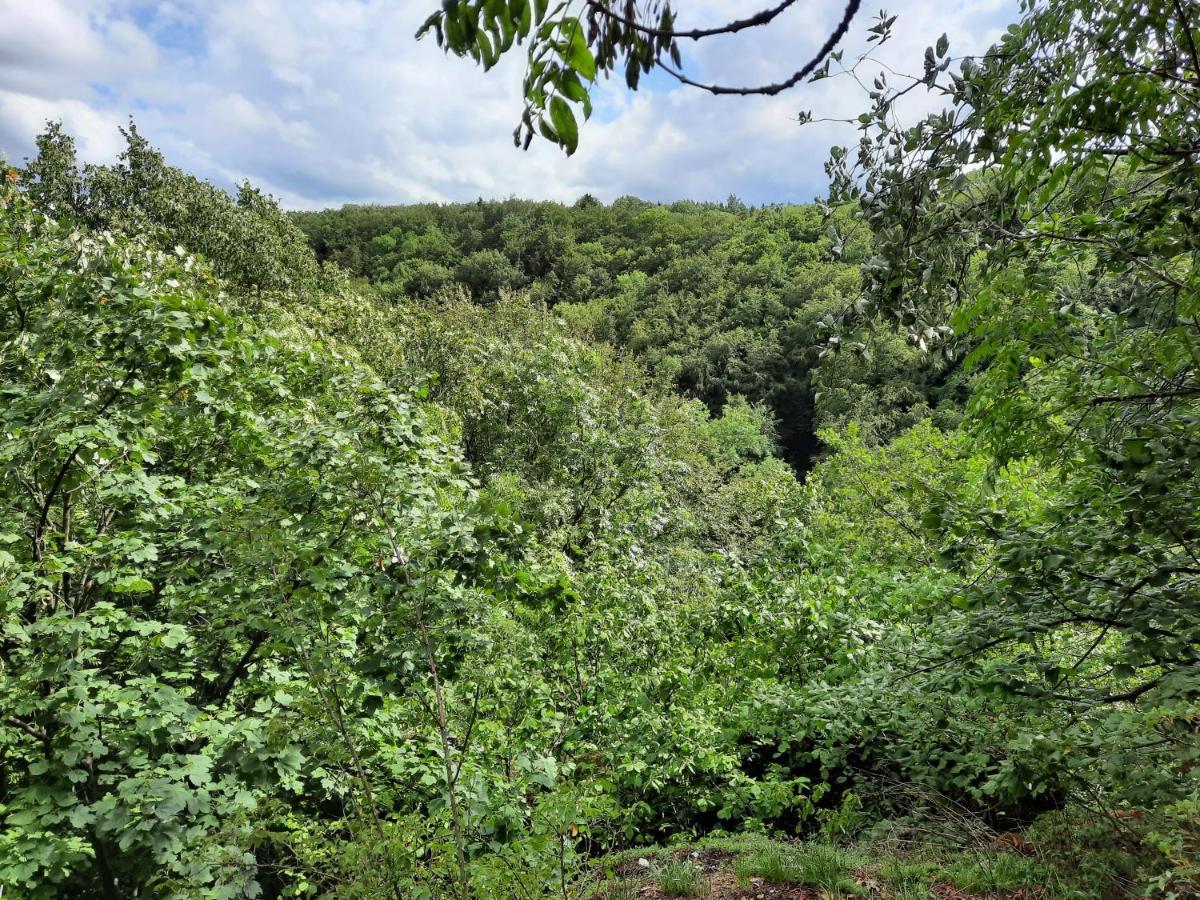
[[610, 850, 820, 898]]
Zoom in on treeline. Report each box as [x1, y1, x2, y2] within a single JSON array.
[[293, 197, 965, 468]]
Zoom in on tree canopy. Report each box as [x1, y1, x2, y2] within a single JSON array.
[[293, 196, 964, 468], [2, 0, 1199, 895]]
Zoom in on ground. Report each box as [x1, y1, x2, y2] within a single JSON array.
[[614, 849, 814, 898], [587, 835, 1068, 900]]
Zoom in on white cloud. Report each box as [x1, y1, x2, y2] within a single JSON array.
[[0, 91, 127, 163], [0, 0, 1018, 208]]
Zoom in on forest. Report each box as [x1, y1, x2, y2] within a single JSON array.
[[292, 195, 962, 469], [0, 0, 1197, 897]]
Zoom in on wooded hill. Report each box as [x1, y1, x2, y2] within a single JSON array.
[[293, 197, 965, 469], [2, 0, 1198, 895]]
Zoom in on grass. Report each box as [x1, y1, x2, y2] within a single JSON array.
[[590, 877, 640, 900], [731, 841, 864, 895], [654, 858, 710, 897], [790, 844, 864, 895], [877, 858, 938, 899], [596, 844, 674, 870], [589, 828, 1089, 899], [943, 851, 1054, 894], [733, 843, 797, 883]]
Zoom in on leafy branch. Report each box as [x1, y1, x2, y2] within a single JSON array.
[[418, 0, 862, 152]]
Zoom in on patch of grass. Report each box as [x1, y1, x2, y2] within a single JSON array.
[[790, 844, 865, 895], [654, 858, 709, 897], [734, 842, 865, 894], [877, 858, 937, 899], [590, 877, 640, 900], [734, 843, 798, 883], [942, 852, 1051, 894], [597, 844, 673, 870]]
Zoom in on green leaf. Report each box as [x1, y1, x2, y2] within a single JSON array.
[[549, 95, 578, 153], [559, 69, 588, 104], [111, 575, 153, 594], [537, 117, 559, 144], [563, 22, 596, 80]]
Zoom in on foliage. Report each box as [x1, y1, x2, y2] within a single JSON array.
[[293, 196, 960, 467], [21, 121, 322, 293], [0, 185, 498, 896], [7, 5, 1200, 879], [0, 138, 895, 895], [417, 0, 861, 153], [813, 0, 1200, 813]]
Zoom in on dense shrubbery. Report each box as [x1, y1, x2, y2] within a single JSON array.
[[2, 156, 966, 896], [2, 0, 1198, 894]]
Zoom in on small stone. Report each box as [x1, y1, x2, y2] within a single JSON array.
[[637, 857, 650, 868]]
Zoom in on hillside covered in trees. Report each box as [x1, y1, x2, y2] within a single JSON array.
[[1, 0, 1198, 897], [292, 197, 964, 469]]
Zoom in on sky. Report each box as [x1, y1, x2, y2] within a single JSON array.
[[0, 0, 1017, 210]]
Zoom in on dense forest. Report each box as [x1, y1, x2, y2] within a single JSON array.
[[292, 196, 963, 469], [1, 0, 1197, 898]]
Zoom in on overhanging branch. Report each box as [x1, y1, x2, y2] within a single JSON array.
[[585, 0, 801, 41], [655, 0, 861, 96]]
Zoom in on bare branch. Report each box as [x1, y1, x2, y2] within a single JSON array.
[[585, 0, 800, 41], [655, 0, 862, 96]]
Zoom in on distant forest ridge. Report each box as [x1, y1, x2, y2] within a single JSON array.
[[292, 196, 966, 468]]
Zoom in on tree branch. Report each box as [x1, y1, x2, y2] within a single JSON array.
[[655, 0, 861, 96], [1172, 0, 1200, 82], [586, 0, 800, 41], [1088, 387, 1200, 405]]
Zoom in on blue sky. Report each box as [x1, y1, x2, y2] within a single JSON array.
[[0, 0, 1016, 210]]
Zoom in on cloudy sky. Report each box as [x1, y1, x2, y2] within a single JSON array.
[[0, 0, 1016, 209]]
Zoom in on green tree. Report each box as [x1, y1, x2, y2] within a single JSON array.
[[24, 121, 320, 293], [805, 0, 1200, 820], [0, 184, 501, 896], [454, 248, 524, 302]]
